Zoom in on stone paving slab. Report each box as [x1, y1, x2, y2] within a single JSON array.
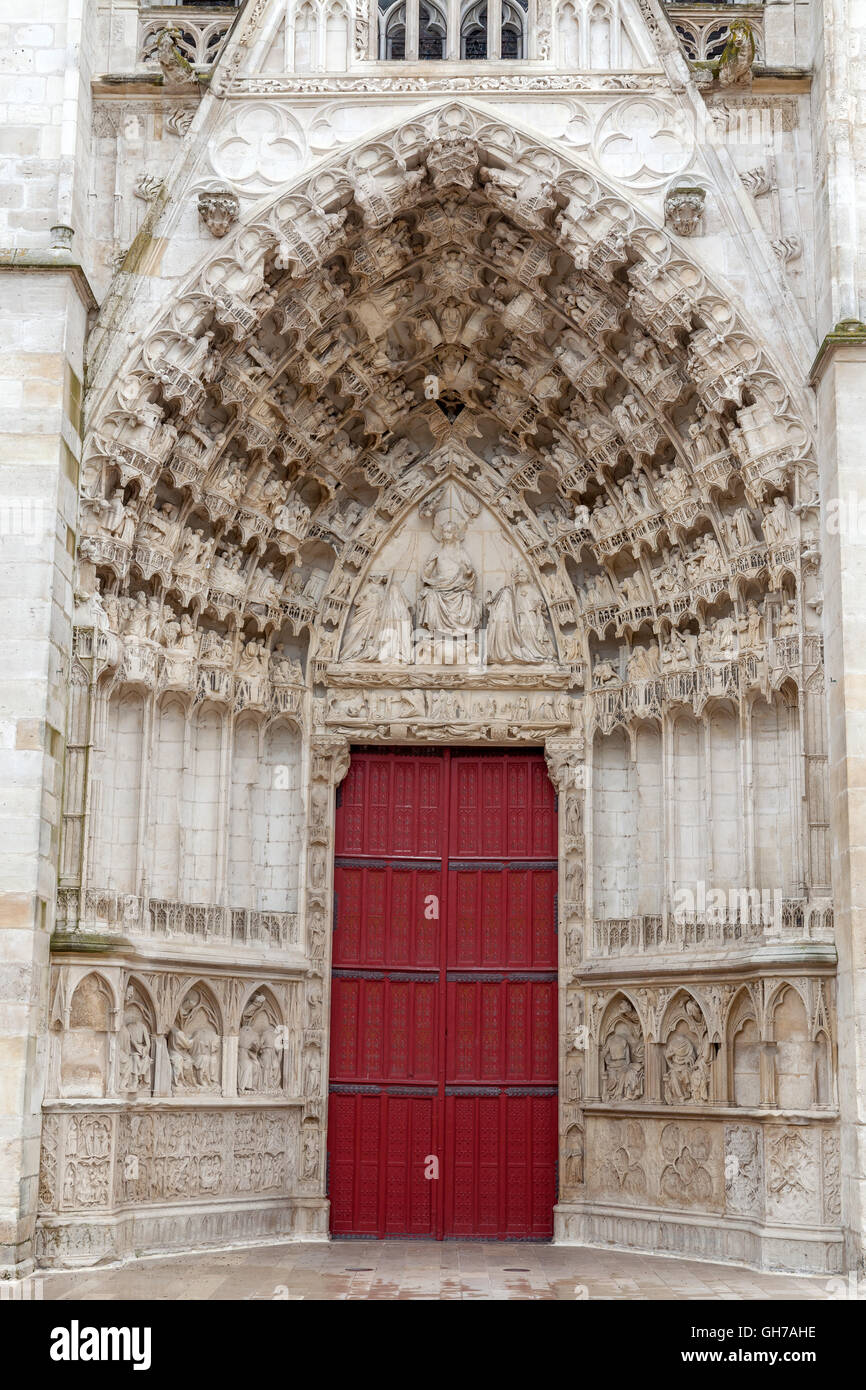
[[37, 1241, 833, 1302]]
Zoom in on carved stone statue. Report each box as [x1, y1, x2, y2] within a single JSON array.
[[341, 573, 413, 663], [274, 494, 311, 538], [417, 519, 480, 639], [602, 1002, 645, 1101], [302, 1122, 320, 1180], [486, 570, 555, 663], [170, 990, 220, 1093], [237, 1016, 262, 1094], [237, 994, 282, 1095], [762, 494, 794, 547], [663, 1001, 711, 1104], [627, 642, 661, 681], [738, 599, 764, 650], [167, 1022, 195, 1090], [117, 988, 151, 1093]]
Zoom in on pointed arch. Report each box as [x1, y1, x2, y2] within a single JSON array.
[[727, 984, 760, 1106], [61, 972, 115, 1099]]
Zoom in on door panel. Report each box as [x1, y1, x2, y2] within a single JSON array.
[[445, 976, 558, 1083], [333, 862, 441, 969], [337, 751, 444, 857], [444, 1091, 558, 1239], [328, 1089, 383, 1236], [449, 753, 557, 859], [328, 747, 558, 1240], [331, 973, 439, 1083], [447, 866, 558, 969]]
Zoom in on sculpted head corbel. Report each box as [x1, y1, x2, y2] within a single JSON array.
[[664, 185, 706, 238], [198, 189, 240, 239]]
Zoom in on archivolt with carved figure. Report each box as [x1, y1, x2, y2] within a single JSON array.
[[41, 102, 835, 1270]]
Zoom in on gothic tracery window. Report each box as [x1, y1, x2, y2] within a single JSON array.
[[420, 1, 447, 58], [669, 11, 764, 64], [461, 2, 488, 58], [380, 0, 447, 57], [379, 0, 526, 59], [502, 0, 527, 58], [381, 1, 406, 58]]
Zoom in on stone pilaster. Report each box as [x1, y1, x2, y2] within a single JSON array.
[[303, 735, 350, 1204], [0, 0, 98, 1278], [545, 734, 587, 1208], [812, 324, 866, 1272]]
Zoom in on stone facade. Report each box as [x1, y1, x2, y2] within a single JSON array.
[[1, 0, 864, 1276]]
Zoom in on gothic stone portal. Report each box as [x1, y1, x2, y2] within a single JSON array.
[[41, 105, 840, 1274]]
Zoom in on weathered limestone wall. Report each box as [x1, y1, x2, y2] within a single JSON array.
[[0, 270, 88, 1276], [814, 337, 866, 1275], [0, 0, 97, 1275], [809, 0, 866, 1273]]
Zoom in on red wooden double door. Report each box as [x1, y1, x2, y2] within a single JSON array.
[[327, 747, 559, 1240]]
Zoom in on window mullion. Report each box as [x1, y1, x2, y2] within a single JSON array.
[[488, 0, 502, 59], [406, 0, 420, 58], [446, 0, 460, 58]]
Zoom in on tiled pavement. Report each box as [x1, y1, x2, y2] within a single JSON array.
[[37, 1241, 834, 1301]]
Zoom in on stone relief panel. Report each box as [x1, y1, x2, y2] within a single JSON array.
[[587, 1114, 727, 1216], [45, 967, 306, 1103], [168, 985, 223, 1095], [764, 1126, 819, 1225], [592, 1116, 649, 1199], [38, 1107, 303, 1213], [38, 961, 316, 1261], [338, 481, 558, 667], [583, 978, 834, 1111], [59, 1115, 114, 1212], [822, 1129, 841, 1226], [724, 1123, 763, 1219], [658, 1121, 717, 1208]]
